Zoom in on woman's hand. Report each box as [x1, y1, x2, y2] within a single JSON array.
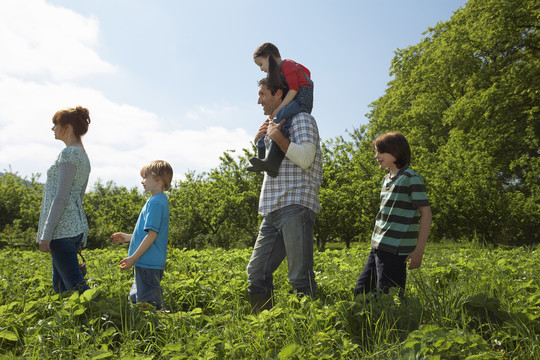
[[39, 240, 51, 253]]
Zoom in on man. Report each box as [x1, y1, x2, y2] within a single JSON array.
[[246, 78, 323, 313]]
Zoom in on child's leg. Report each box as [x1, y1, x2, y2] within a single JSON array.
[[353, 249, 378, 297], [274, 85, 313, 138], [248, 140, 284, 177], [255, 137, 266, 149], [247, 85, 313, 176], [130, 267, 164, 310], [374, 249, 407, 295], [247, 136, 268, 173], [274, 85, 313, 127]]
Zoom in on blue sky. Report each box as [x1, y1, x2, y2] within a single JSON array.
[[0, 0, 468, 189]]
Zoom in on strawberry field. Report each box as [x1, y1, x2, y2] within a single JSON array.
[[0, 242, 538, 359]]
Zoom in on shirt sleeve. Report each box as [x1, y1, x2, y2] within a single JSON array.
[[409, 175, 430, 208], [285, 141, 316, 169], [143, 197, 165, 234], [289, 113, 318, 145], [40, 162, 77, 241]]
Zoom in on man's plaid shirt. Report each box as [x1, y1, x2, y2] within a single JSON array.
[[259, 112, 323, 216]]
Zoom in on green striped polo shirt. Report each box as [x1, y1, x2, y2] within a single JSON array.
[[371, 165, 430, 256]]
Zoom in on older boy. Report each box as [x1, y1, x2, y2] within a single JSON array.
[[111, 160, 173, 310], [353, 132, 431, 298]]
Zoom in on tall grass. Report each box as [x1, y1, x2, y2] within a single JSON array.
[[0, 242, 538, 358]]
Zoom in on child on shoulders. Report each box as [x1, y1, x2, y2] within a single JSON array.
[[248, 42, 314, 177]]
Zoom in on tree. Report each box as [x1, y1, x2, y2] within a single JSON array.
[[168, 149, 262, 249], [365, 0, 539, 244], [83, 180, 147, 248], [0, 171, 42, 247], [316, 129, 381, 249]]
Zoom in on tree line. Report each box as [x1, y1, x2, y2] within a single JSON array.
[[1, 0, 538, 249]]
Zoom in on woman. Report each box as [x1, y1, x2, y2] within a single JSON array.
[[37, 106, 91, 293]]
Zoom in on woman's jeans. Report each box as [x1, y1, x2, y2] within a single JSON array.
[[247, 204, 317, 297], [50, 233, 89, 294]]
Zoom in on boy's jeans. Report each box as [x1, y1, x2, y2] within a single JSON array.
[[50, 233, 89, 293], [130, 266, 164, 310], [247, 204, 317, 297], [353, 248, 407, 297]]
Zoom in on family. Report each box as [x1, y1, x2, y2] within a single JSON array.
[[36, 42, 432, 312]]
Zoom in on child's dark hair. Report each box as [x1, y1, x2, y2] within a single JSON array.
[[140, 160, 174, 191], [373, 132, 411, 169], [52, 106, 91, 139], [254, 42, 284, 90]]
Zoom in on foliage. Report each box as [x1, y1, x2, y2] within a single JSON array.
[[1, 0, 539, 249], [0, 171, 42, 248], [0, 242, 538, 359], [364, 0, 539, 244], [168, 149, 262, 249], [316, 129, 381, 249], [83, 180, 147, 249]]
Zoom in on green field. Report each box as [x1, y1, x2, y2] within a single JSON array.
[[0, 242, 538, 359]]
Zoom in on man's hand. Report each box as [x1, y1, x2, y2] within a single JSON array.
[[267, 120, 285, 140], [254, 119, 270, 144]]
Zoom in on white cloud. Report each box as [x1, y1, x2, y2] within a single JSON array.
[[0, 0, 116, 81], [0, 0, 252, 190], [185, 103, 240, 120]]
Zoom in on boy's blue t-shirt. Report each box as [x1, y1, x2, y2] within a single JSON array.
[[128, 193, 169, 270]]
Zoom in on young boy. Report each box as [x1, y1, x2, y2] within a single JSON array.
[[353, 132, 431, 298], [111, 160, 173, 310]]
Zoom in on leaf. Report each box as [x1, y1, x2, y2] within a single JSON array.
[[278, 344, 303, 359], [89, 350, 114, 359], [73, 307, 86, 316], [81, 288, 101, 302], [0, 330, 17, 342]]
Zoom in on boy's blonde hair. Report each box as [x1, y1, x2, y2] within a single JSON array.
[[140, 160, 173, 191]]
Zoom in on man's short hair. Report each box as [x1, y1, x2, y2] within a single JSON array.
[[258, 77, 288, 100]]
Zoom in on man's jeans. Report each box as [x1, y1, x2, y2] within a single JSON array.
[[247, 204, 317, 296], [50, 233, 90, 294]]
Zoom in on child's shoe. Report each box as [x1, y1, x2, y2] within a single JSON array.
[[247, 146, 266, 173], [248, 140, 284, 178]]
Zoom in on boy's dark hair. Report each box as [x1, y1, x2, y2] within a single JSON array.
[[254, 42, 284, 91], [258, 77, 288, 100], [140, 160, 174, 191], [373, 132, 411, 169]]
